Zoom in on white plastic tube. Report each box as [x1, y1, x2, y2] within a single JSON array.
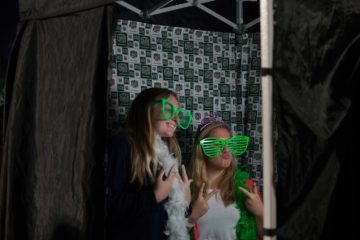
[[260, 0, 276, 239]]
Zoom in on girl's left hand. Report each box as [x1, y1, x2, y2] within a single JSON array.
[[238, 182, 264, 218], [176, 164, 193, 205]]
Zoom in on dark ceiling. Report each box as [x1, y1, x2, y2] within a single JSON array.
[[0, 0, 19, 71], [116, 0, 260, 33]]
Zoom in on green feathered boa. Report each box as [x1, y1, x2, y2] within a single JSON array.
[[189, 165, 257, 240]]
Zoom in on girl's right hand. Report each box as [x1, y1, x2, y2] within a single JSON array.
[[188, 183, 218, 224], [238, 182, 263, 218], [154, 164, 177, 203]]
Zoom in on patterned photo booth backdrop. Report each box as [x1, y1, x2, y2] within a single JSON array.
[[109, 20, 278, 194]]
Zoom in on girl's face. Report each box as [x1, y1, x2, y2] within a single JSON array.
[[151, 95, 180, 138], [204, 127, 233, 171]]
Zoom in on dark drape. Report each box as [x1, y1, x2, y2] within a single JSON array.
[[0, 3, 119, 240], [19, 0, 115, 21], [274, 0, 360, 239]]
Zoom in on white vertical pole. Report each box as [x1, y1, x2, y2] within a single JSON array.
[[260, 0, 276, 239]]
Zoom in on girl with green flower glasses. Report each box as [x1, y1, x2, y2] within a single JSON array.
[[187, 115, 264, 240], [106, 88, 193, 240]]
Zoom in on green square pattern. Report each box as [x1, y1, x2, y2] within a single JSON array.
[[109, 20, 279, 194]]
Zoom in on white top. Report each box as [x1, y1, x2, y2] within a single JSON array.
[[197, 190, 240, 240]]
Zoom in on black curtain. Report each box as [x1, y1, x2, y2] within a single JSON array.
[[0, 1, 263, 239], [274, 0, 360, 239], [0, 1, 119, 239]]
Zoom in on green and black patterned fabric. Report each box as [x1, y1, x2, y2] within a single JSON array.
[[109, 20, 278, 195]]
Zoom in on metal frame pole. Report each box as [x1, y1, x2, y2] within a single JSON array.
[[245, 17, 260, 29], [115, 1, 143, 15], [115, 0, 262, 33], [260, 0, 276, 239], [187, 0, 238, 29], [236, 0, 244, 25], [149, 3, 193, 16], [147, 0, 174, 16]]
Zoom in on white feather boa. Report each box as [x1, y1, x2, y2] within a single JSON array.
[[154, 134, 190, 240]]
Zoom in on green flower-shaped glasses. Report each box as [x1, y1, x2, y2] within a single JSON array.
[[152, 99, 192, 129]]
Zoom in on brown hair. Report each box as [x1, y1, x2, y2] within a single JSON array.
[[188, 122, 236, 206], [119, 88, 181, 188]]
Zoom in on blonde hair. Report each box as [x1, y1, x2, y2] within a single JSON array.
[[120, 88, 181, 188], [188, 122, 236, 206]]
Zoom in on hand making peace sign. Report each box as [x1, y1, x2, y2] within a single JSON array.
[[187, 183, 218, 224], [175, 164, 194, 205], [238, 182, 264, 218], [154, 164, 177, 203], [155, 164, 194, 205]]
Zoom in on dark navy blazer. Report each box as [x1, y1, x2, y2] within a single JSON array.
[[106, 134, 168, 240]]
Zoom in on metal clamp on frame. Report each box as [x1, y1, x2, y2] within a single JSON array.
[[261, 68, 273, 77], [234, 24, 246, 35], [141, 10, 149, 19], [263, 228, 277, 237]]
